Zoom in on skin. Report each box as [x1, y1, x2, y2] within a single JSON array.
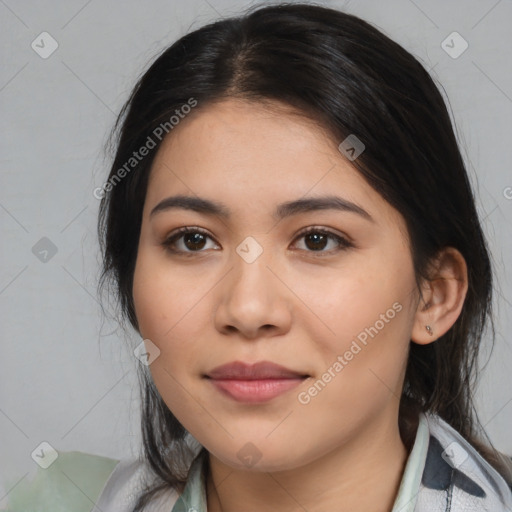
[[132, 98, 468, 512]]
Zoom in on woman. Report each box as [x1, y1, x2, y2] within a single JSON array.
[[17, 3, 512, 511]]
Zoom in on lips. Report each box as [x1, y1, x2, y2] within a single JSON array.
[[205, 360, 309, 380], [205, 361, 309, 403]]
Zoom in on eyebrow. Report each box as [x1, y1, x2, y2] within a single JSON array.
[[149, 194, 374, 222]]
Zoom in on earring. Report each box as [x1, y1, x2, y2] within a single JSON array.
[[425, 325, 434, 336]]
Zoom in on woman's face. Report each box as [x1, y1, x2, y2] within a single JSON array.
[[132, 98, 419, 471]]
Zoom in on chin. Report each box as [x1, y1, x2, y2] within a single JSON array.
[[207, 440, 311, 473]]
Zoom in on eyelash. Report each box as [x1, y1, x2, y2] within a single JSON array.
[[161, 226, 353, 257]]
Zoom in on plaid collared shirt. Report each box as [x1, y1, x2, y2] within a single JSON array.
[[93, 413, 512, 512]]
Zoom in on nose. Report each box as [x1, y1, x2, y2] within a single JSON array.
[[213, 249, 293, 340]]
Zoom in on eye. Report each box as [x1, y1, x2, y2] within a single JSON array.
[[291, 227, 353, 255], [161, 227, 219, 254]]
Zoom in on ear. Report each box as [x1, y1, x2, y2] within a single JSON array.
[[411, 247, 468, 345]]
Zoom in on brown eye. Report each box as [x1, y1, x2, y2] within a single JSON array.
[[182, 232, 207, 250], [293, 227, 353, 254], [304, 232, 329, 251], [162, 227, 218, 254]]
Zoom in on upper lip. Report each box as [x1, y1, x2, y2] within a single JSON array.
[[205, 361, 309, 380]]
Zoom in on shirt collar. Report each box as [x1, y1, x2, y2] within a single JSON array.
[[392, 411, 430, 512], [170, 449, 208, 512], [419, 413, 512, 510]]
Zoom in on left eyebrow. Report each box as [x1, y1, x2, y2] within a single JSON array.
[[149, 194, 374, 223], [274, 196, 374, 223]]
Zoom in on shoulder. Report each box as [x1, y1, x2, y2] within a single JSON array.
[[418, 413, 512, 511], [1, 450, 120, 512], [92, 455, 180, 512]]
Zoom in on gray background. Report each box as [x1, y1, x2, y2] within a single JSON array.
[[1, 0, 511, 501]]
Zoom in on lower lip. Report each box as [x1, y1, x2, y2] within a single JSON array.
[[208, 378, 306, 403]]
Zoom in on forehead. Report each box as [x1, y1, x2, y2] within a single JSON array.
[[148, 100, 366, 192], [143, 98, 401, 232]]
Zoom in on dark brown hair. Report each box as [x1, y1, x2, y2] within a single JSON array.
[[97, 3, 512, 509]]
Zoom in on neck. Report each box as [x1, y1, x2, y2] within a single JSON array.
[[205, 412, 412, 512]]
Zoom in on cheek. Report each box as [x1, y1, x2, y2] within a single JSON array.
[[294, 249, 414, 350], [132, 249, 213, 375], [133, 256, 216, 436], [296, 289, 412, 440], [132, 263, 191, 413], [301, 249, 415, 398], [132, 249, 202, 341]]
